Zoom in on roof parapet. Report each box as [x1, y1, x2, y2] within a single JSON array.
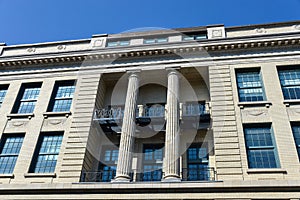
[[91, 34, 108, 49], [0, 43, 6, 56]]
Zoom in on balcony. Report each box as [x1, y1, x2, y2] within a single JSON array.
[[94, 102, 210, 133], [80, 167, 216, 183]]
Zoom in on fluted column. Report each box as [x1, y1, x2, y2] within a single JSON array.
[[162, 69, 181, 182], [113, 71, 140, 182]]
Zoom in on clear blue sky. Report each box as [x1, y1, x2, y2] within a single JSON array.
[[0, 0, 299, 45]]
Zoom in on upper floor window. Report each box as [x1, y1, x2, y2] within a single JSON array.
[[236, 69, 265, 102], [142, 144, 163, 181], [107, 40, 130, 47], [144, 38, 168, 44], [278, 67, 300, 99], [0, 85, 8, 108], [12, 83, 42, 114], [0, 134, 24, 174], [182, 34, 207, 41], [291, 124, 300, 161], [244, 125, 279, 168], [29, 133, 63, 173], [98, 146, 119, 182], [48, 80, 75, 112]]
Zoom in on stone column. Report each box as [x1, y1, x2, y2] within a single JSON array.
[[162, 69, 181, 182], [113, 71, 140, 182]]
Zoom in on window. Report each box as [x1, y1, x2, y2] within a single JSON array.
[[183, 34, 207, 41], [291, 124, 300, 160], [144, 38, 168, 44], [0, 85, 8, 108], [186, 144, 209, 181], [48, 80, 75, 112], [183, 101, 206, 116], [13, 83, 42, 114], [30, 133, 63, 173], [244, 125, 279, 168], [236, 69, 265, 102], [278, 67, 300, 99], [98, 146, 118, 182], [107, 40, 130, 47], [144, 103, 165, 118], [0, 134, 24, 174], [142, 144, 163, 181]]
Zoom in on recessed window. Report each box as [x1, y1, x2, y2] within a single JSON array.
[[186, 143, 209, 181], [0, 134, 24, 174], [183, 34, 207, 41], [244, 125, 279, 168], [291, 124, 300, 160], [0, 85, 9, 108], [12, 83, 42, 114], [98, 146, 119, 182], [30, 133, 63, 173], [236, 69, 265, 102], [142, 144, 163, 181], [278, 67, 300, 99], [107, 40, 130, 47], [48, 80, 75, 112], [144, 38, 168, 44]]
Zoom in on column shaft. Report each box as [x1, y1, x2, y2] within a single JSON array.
[[163, 69, 181, 182], [114, 72, 139, 182]]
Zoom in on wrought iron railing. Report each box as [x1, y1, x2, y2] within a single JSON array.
[[81, 170, 117, 182], [138, 169, 163, 182], [144, 106, 165, 118], [181, 167, 216, 181]]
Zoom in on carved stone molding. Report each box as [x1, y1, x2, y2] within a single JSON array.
[[57, 45, 66, 50], [241, 108, 270, 123], [294, 24, 300, 30], [27, 48, 36, 53], [255, 28, 267, 34]]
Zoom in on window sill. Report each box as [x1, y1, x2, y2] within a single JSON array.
[[283, 99, 300, 107], [238, 101, 272, 109], [247, 168, 287, 174], [24, 173, 56, 178], [7, 113, 34, 120], [0, 174, 14, 178], [43, 111, 71, 118]]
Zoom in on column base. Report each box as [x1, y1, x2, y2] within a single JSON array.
[[111, 175, 131, 183], [161, 175, 181, 183]]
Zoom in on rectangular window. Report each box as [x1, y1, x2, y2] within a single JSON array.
[[144, 38, 168, 44], [0, 85, 8, 108], [291, 124, 300, 160], [142, 144, 163, 181], [278, 67, 300, 99], [98, 146, 119, 182], [236, 69, 265, 102], [0, 134, 24, 174], [30, 133, 63, 173], [244, 125, 279, 168], [107, 40, 130, 47], [183, 34, 207, 41], [13, 83, 42, 114], [186, 143, 209, 181], [48, 80, 75, 112]]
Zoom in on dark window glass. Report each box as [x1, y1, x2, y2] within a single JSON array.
[[142, 144, 163, 181], [13, 83, 41, 114], [144, 38, 168, 44], [0, 135, 24, 174], [99, 146, 119, 182], [183, 34, 207, 41], [48, 81, 75, 112], [30, 133, 63, 173], [0, 85, 8, 108], [236, 70, 265, 102], [107, 40, 130, 47], [278, 68, 300, 99], [244, 126, 279, 168], [291, 125, 300, 160], [186, 144, 209, 181]]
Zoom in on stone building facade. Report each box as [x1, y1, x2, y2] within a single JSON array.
[[0, 21, 300, 199]]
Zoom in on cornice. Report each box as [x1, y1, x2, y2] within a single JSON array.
[[0, 34, 300, 68]]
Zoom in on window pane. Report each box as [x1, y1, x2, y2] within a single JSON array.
[[52, 99, 72, 112], [22, 88, 40, 100], [244, 126, 278, 169], [31, 133, 63, 173], [0, 135, 24, 174], [50, 81, 75, 112], [0, 87, 8, 108], [278, 69, 300, 99], [236, 70, 265, 102], [18, 101, 36, 113], [291, 125, 300, 160]]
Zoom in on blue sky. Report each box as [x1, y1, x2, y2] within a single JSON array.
[[0, 0, 299, 45]]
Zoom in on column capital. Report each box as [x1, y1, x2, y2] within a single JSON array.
[[166, 67, 180, 77], [126, 70, 141, 77]]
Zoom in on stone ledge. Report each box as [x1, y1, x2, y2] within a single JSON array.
[[7, 113, 34, 120], [238, 101, 272, 109], [43, 111, 71, 118], [0, 174, 14, 178], [284, 99, 300, 106], [247, 168, 287, 174], [24, 173, 56, 178]]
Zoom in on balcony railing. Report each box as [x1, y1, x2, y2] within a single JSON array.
[[181, 167, 216, 181], [80, 167, 216, 182]]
